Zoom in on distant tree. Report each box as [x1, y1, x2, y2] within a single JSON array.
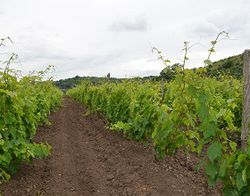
[[107, 73, 110, 79], [160, 63, 182, 81]]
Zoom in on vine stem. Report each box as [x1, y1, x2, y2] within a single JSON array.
[[204, 31, 229, 67]]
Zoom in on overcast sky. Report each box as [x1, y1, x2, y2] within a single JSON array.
[[0, 0, 249, 79]]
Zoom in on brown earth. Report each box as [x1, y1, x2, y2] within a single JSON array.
[[0, 97, 220, 196]]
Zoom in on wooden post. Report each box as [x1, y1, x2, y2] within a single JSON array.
[[241, 49, 250, 149]]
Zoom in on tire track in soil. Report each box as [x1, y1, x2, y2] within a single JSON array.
[[0, 97, 220, 196]]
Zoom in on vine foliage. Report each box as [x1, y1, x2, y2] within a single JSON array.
[[68, 32, 250, 195], [0, 37, 63, 181]]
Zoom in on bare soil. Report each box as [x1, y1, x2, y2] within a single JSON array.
[[0, 97, 220, 196]]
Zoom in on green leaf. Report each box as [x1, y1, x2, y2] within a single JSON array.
[[216, 108, 226, 119], [223, 187, 238, 196], [205, 161, 218, 180], [207, 141, 222, 162], [0, 139, 5, 146], [236, 172, 247, 191], [211, 41, 217, 45], [229, 141, 237, 152], [242, 167, 247, 183], [219, 159, 228, 177], [209, 48, 215, 53], [201, 120, 217, 139], [0, 169, 10, 181], [237, 154, 247, 164], [1, 152, 12, 163], [204, 59, 212, 65]]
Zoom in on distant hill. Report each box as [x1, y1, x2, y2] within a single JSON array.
[[206, 54, 243, 79], [160, 53, 244, 80], [56, 54, 244, 90], [55, 75, 122, 90], [54, 75, 162, 90]]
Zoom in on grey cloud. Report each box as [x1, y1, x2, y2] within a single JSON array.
[[1, 0, 249, 79], [109, 15, 147, 32], [0, 9, 4, 15], [20, 45, 72, 62], [20, 49, 127, 78], [59, 50, 127, 72], [191, 22, 219, 37], [207, 9, 250, 34]]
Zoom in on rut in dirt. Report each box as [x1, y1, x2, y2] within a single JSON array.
[[0, 97, 219, 196]]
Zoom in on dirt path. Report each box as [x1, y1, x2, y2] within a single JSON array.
[[0, 97, 219, 196]]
